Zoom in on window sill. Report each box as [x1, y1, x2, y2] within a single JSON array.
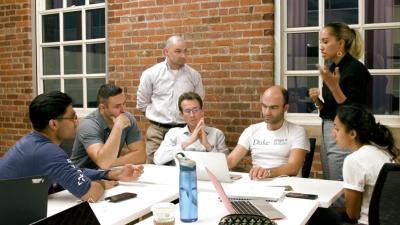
[[286, 113, 400, 128], [75, 108, 96, 119]]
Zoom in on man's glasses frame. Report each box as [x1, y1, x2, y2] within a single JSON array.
[[182, 107, 201, 114], [56, 114, 78, 121]]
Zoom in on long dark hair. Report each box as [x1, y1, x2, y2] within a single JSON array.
[[336, 104, 399, 162]]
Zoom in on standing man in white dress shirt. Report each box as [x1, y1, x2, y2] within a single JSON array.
[[137, 35, 204, 164], [154, 92, 228, 165]]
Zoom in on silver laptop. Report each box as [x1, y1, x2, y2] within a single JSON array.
[[181, 151, 241, 183], [206, 167, 285, 220]]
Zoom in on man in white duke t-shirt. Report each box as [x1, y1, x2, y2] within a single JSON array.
[[227, 86, 310, 180]]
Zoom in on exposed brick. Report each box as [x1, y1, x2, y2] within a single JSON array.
[[0, 0, 328, 177]]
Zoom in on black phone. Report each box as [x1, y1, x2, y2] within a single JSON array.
[[105, 192, 137, 203], [285, 192, 318, 200]]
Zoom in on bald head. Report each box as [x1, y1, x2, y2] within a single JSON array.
[[165, 35, 185, 49], [262, 86, 289, 105], [164, 35, 187, 70], [261, 86, 289, 129]]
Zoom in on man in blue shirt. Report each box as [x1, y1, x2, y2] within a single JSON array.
[[0, 91, 144, 202]]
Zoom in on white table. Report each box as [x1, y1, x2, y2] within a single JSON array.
[[136, 191, 319, 225], [48, 165, 180, 225], [47, 165, 343, 225], [235, 175, 344, 208], [135, 167, 343, 225]]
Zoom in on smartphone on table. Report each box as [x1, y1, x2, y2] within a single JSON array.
[[105, 192, 137, 203], [285, 192, 318, 200]]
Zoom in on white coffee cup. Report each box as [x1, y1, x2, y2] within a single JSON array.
[[151, 202, 175, 225]]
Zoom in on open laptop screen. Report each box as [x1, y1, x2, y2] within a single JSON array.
[[0, 176, 48, 225]]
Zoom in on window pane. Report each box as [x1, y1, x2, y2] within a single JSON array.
[[365, 29, 400, 69], [86, 8, 105, 39], [43, 47, 60, 75], [65, 79, 83, 107], [87, 78, 106, 108], [366, 0, 400, 23], [90, 0, 105, 4], [287, 0, 318, 27], [370, 75, 400, 115], [64, 11, 82, 41], [67, 0, 85, 7], [325, 0, 358, 24], [287, 32, 318, 70], [287, 76, 319, 113], [42, 14, 59, 43], [64, 45, 82, 74], [46, 0, 62, 10], [43, 79, 60, 93], [87, 43, 105, 73]]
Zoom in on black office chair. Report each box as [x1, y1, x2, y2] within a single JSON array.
[[302, 138, 316, 178], [368, 163, 400, 225]]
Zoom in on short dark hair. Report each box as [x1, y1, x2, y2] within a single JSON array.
[[281, 87, 289, 105], [178, 92, 203, 112], [29, 91, 72, 131], [97, 84, 123, 106]]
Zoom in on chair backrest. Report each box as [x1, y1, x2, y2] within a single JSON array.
[[301, 138, 316, 178], [369, 163, 400, 225]]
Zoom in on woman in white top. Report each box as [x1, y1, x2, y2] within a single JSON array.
[[311, 104, 399, 225]]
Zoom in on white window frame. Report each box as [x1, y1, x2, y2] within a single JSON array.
[[275, 0, 400, 128], [35, 0, 107, 117]]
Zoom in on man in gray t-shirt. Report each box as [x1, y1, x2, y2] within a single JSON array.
[[71, 84, 146, 169]]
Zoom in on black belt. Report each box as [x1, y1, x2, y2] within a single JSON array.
[[149, 120, 186, 129]]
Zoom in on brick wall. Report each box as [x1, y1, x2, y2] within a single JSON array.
[[0, 0, 350, 178], [108, 0, 275, 171], [0, 0, 32, 155]]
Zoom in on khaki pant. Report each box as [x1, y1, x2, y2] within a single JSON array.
[[146, 123, 170, 164]]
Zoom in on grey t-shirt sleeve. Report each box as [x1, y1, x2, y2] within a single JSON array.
[[77, 119, 105, 150], [125, 112, 142, 145]]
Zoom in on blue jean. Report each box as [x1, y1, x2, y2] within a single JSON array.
[[321, 120, 352, 181]]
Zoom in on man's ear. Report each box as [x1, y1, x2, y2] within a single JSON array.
[[163, 48, 168, 56], [99, 103, 106, 112], [48, 119, 57, 130], [284, 103, 289, 112]]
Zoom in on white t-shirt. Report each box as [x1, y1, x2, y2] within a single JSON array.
[[237, 120, 309, 168], [343, 145, 392, 224]]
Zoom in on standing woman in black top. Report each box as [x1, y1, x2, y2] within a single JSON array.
[[309, 22, 371, 183]]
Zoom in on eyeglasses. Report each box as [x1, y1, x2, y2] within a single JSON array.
[[182, 107, 201, 114], [57, 114, 78, 121]]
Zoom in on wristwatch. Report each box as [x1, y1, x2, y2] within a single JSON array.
[[266, 169, 272, 178]]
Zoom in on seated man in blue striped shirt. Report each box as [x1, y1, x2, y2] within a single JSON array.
[[154, 92, 228, 165]]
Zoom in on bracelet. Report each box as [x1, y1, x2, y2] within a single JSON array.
[[266, 169, 272, 178]]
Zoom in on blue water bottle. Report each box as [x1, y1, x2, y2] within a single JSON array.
[[176, 153, 198, 222]]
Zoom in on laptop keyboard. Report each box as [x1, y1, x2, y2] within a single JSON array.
[[231, 201, 264, 216]]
